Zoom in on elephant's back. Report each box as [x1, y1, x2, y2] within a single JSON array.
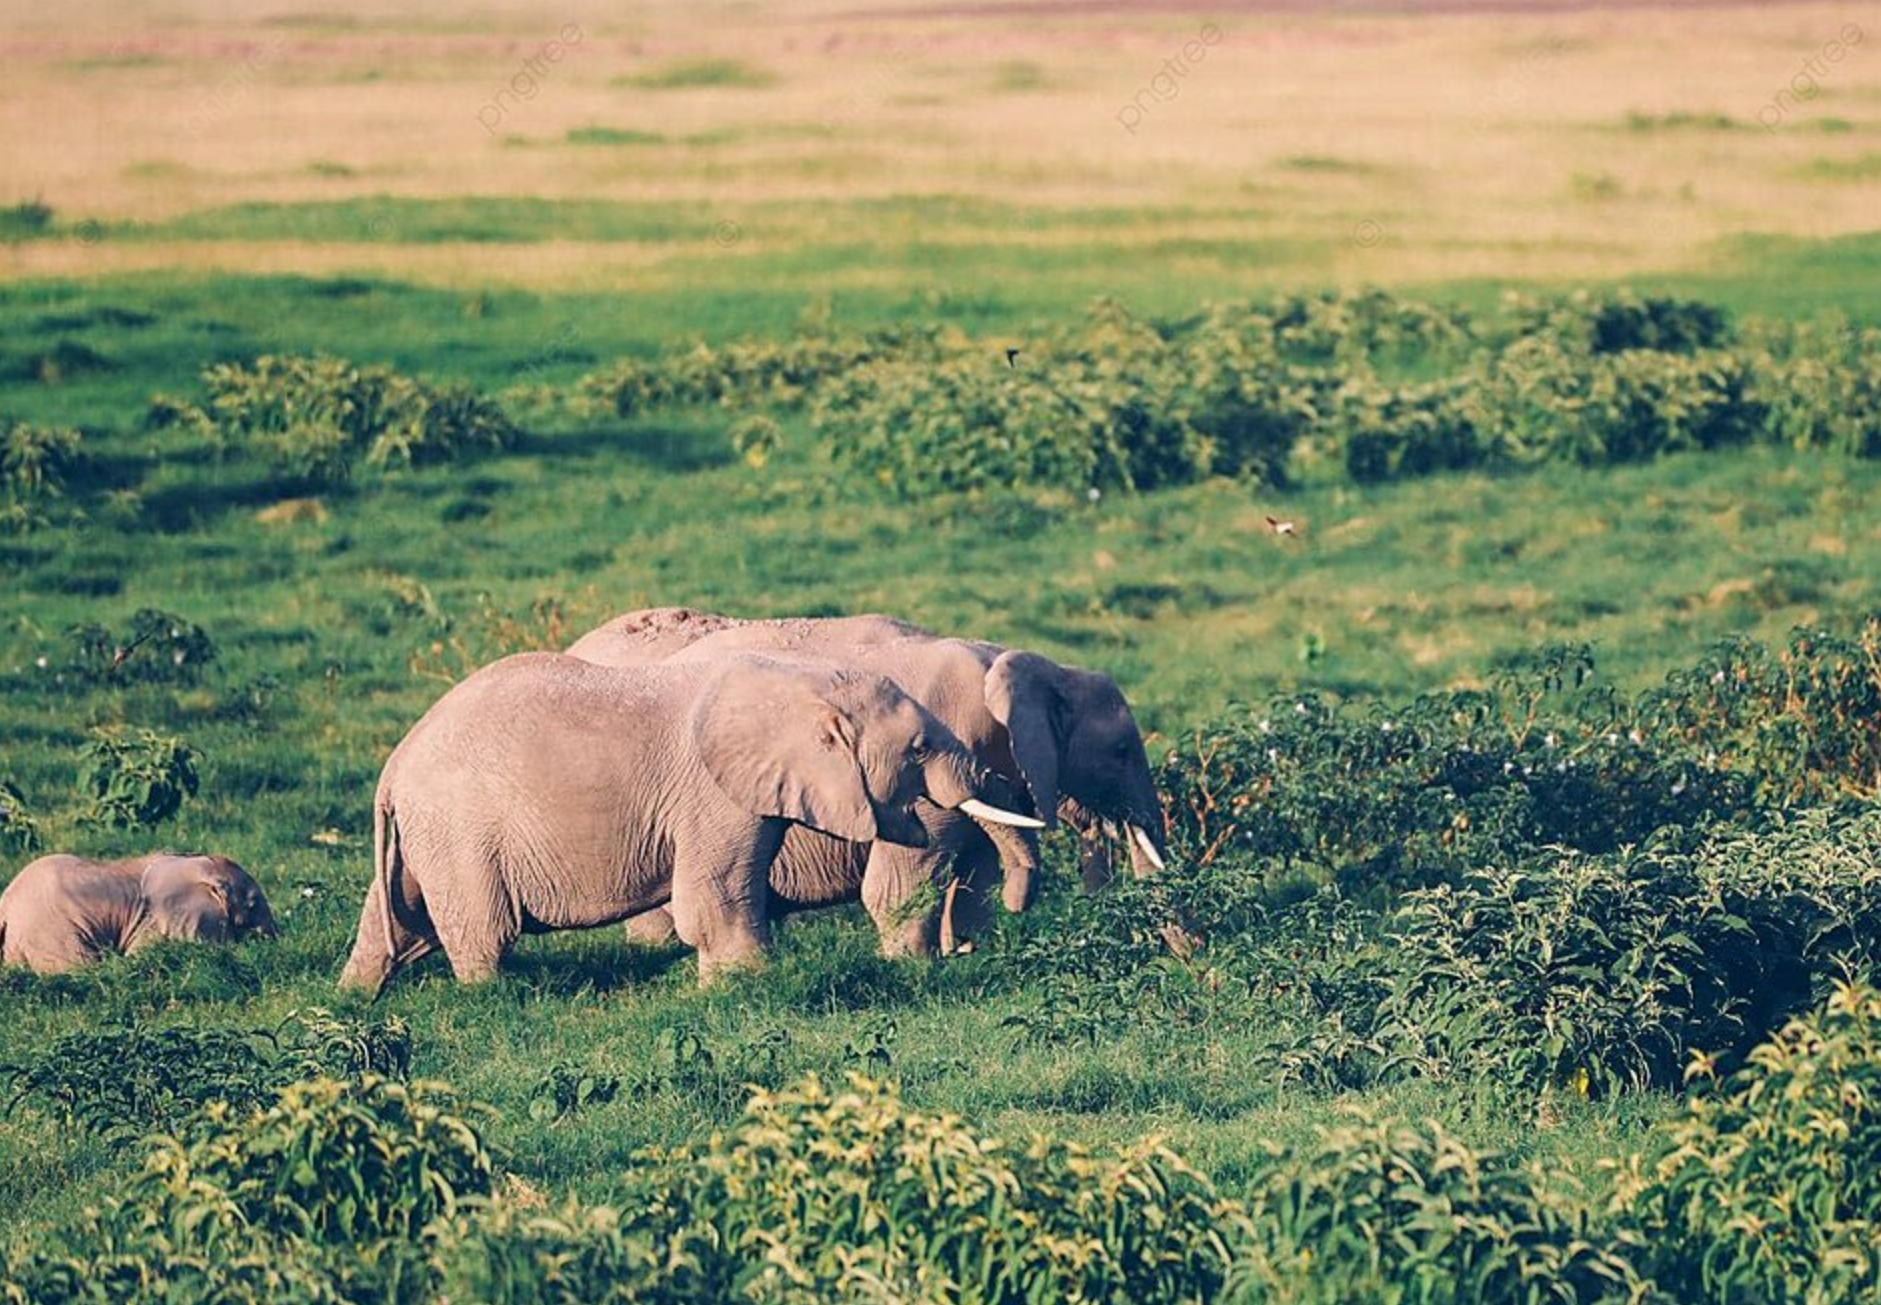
[[0, 856, 137, 926], [388, 653, 692, 784], [564, 607, 743, 667], [3, 854, 91, 903]]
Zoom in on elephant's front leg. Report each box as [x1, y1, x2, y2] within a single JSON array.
[[861, 837, 952, 959], [669, 817, 784, 986]]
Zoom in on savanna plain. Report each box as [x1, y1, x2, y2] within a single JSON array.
[[3, 0, 1881, 1300]]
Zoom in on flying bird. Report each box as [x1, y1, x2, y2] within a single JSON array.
[[1004, 347, 1020, 368], [1265, 515, 1299, 538]]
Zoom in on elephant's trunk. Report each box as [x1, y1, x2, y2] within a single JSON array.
[[921, 747, 980, 811], [927, 755, 1043, 912], [925, 751, 1041, 829]]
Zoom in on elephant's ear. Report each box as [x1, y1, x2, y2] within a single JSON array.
[[139, 856, 232, 943], [984, 650, 1065, 830], [691, 661, 879, 843]]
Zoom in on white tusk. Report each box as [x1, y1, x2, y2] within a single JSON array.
[[959, 798, 1046, 829], [1130, 824, 1167, 872]]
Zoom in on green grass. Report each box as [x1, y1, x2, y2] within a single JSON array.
[[3, 245, 1881, 1252], [564, 125, 669, 147], [613, 58, 777, 90], [1797, 151, 1881, 181]]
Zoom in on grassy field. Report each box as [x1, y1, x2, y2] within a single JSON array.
[[3, 1, 1881, 1298]]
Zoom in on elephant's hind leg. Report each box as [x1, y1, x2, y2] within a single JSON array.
[[339, 855, 440, 993], [412, 826, 520, 985], [432, 875, 521, 984]]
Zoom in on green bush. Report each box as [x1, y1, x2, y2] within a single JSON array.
[[625, 1073, 1242, 1304], [166, 353, 517, 485], [1227, 1113, 1650, 1305], [0, 779, 42, 852], [571, 288, 1881, 496], [65, 608, 216, 684], [2, 1073, 1236, 1305], [2, 1011, 414, 1136], [1159, 646, 1754, 895], [0, 421, 86, 530], [77, 726, 200, 828], [1640, 619, 1881, 806], [1623, 977, 1881, 1305], [0, 1077, 484, 1305]]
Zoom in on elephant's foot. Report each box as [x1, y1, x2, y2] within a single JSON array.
[[446, 951, 503, 984], [695, 942, 767, 987], [337, 953, 388, 995]]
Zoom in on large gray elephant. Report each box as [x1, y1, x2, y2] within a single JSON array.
[[0, 853, 277, 974], [336, 651, 1038, 993], [565, 609, 1168, 953]]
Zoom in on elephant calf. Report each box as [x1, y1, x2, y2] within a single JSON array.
[[0, 853, 278, 975], [337, 651, 1039, 994]]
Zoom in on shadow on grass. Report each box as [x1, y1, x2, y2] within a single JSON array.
[[502, 930, 694, 997], [518, 423, 735, 474]]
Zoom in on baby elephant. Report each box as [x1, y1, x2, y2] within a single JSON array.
[[0, 853, 278, 974]]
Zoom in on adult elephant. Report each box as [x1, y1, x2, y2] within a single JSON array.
[[0, 853, 277, 974], [336, 652, 1039, 993], [565, 609, 1168, 953]]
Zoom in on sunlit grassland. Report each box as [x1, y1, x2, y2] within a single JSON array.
[[4, 0, 1880, 290], [4, 0, 1881, 1272]]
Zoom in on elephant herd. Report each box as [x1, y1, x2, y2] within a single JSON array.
[[0, 608, 1168, 988]]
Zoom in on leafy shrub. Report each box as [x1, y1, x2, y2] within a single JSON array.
[[1754, 317, 1881, 458], [1227, 1112, 1650, 1305], [0, 197, 55, 240], [1502, 289, 1731, 354], [1641, 619, 1881, 805], [166, 354, 517, 485], [571, 287, 1881, 496], [2, 421, 84, 500], [0, 421, 86, 530], [727, 413, 783, 468], [3, 1011, 414, 1135], [77, 726, 199, 828], [1159, 646, 1753, 895], [65, 607, 216, 683], [626, 1074, 1242, 1304], [0, 779, 42, 852], [1, 1077, 487, 1305], [1622, 977, 1881, 1305]]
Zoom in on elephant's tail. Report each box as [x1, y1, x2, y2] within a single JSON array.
[[375, 792, 399, 973], [339, 790, 401, 996]]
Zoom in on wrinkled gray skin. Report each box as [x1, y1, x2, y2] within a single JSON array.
[[565, 608, 1167, 954], [337, 651, 1013, 993], [0, 853, 277, 975]]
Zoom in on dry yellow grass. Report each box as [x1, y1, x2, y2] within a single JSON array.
[[1, 0, 1875, 287]]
